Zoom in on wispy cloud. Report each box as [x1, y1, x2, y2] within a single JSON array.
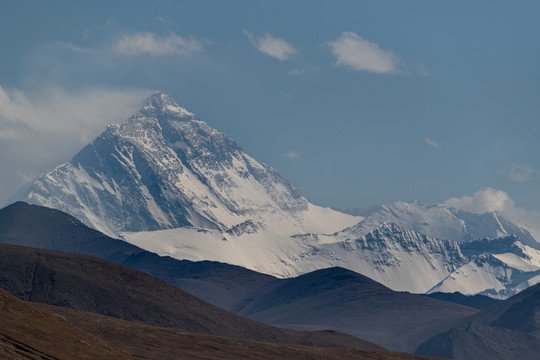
[[424, 137, 439, 148], [55, 41, 94, 54], [243, 30, 296, 61], [0, 86, 149, 204], [327, 32, 398, 74], [112, 32, 204, 56], [285, 151, 300, 160], [508, 163, 540, 183]]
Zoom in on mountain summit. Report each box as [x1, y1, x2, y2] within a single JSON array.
[[25, 91, 358, 236]]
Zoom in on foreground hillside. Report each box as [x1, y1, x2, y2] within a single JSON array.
[[0, 243, 380, 350], [0, 288, 136, 360], [0, 288, 442, 360]]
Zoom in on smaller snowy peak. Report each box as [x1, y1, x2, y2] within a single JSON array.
[[337, 200, 467, 242], [337, 200, 537, 246]]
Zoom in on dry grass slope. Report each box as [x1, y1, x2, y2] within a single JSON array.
[[0, 289, 136, 360], [0, 287, 446, 360]]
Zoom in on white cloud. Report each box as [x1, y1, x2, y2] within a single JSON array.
[[243, 30, 296, 61], [444, 188, 540, 242], [112, 32, 204, 56], [0, 86, 149, 204], [328, 32, 398, 74], [285, 151, 300, 160], [508, 163, 540, 183], [444, 188, 513, 214], [424, 137, 439, 148]]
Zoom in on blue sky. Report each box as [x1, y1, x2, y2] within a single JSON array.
[[1, 1, 540, 222]]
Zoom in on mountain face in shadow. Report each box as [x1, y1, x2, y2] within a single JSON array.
[[416, 283, 540, 359]]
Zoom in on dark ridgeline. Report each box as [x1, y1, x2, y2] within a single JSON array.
[[422, 291, 500, 310], [416, 282, 540, 360]]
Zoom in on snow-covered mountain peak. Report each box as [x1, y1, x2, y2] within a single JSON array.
[[23, 92, 359, 237], [139, 91, 196, 120]]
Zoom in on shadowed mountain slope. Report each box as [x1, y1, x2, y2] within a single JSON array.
[[234, 267, 478, 352], [416, 283, 540, 359], [0, 201, 277, 309], [0, 243, 381, 351]]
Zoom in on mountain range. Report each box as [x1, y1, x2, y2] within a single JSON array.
[[2, 201, 540, 358], [0, 201, 476, 352], [18, 91, 540, 299], [3, 90, 540, 358]]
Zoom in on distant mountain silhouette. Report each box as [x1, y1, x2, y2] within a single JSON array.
[[422, 291, 500, 310]]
